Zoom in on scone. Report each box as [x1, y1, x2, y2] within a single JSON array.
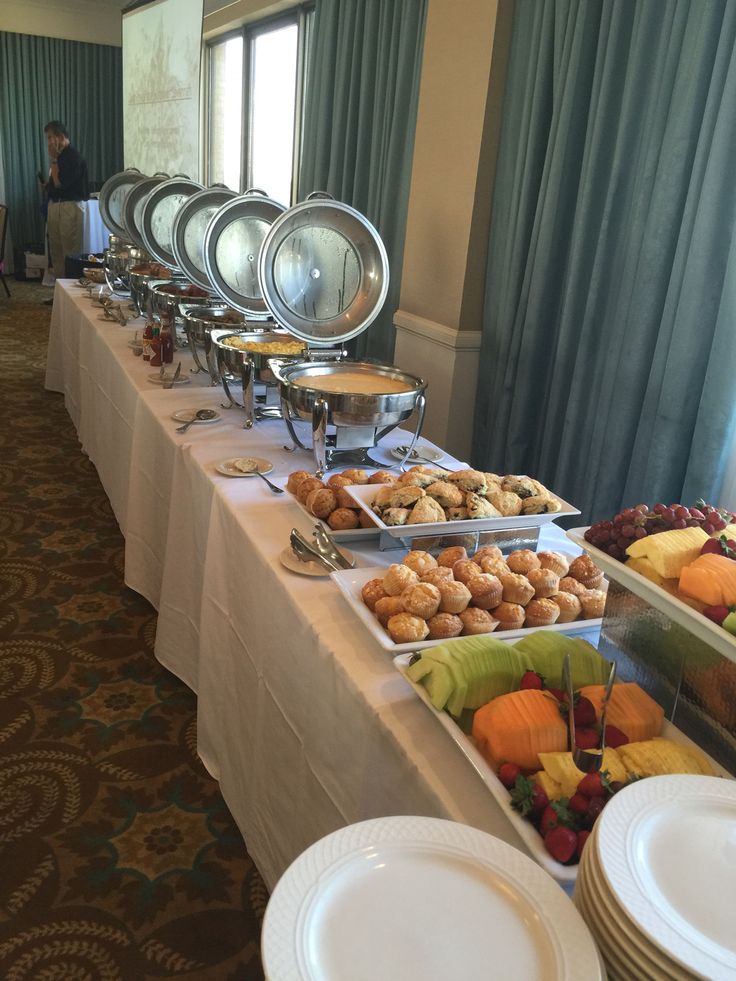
[[486, 489, 523, 517], [286, 470, 313, 495], [396, 469, 437, 489], [578, 588, 607, 619], [447, 469, 487, 494], [499, 573, 535, 606], [382, 507, 411, 526], [493, 601, 525, 630], [387, 613, 429, 644], [361, 578, 387, 611], [524, 598, 561, 627], [401, 582, 441, 619], [437, 579, 472, 614], [526, 567, 560, 598], [466, 492, 501, 519], [388, 486, 426, 509], [446, 507, 469, 521], [506, 549, 541, 575], [402, 550, 438, 576], [426, 612, 463, 640], [374, 595, 405, 627], [568, 555, 604, 589], [424, 480, 464, 509], [459, 608, 499, 636], [537, 551, 570, 577], [522, 494, 562, 515], [382, 563, 419, 596], [437, 546, 468, 568], [466, 573, 503, 610], [452, 559, 483, 585], [407, 496, 446, 524], [327, 507, 359, 530], [473, 545, 503, 565], [372, 485, 397, 512], [500, 475, 537, 499], [549, 591, 582, 623]]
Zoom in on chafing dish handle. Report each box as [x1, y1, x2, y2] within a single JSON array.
[[184, 325, 206, 374], [312, 397, 328, 477], [241, 357, 254, 429], [204, 333, 219, 386], [375, 392, 427, 447], [280, 393, 309, 452], [216, 348, 240, 411]]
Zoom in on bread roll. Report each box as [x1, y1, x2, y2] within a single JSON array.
[[327, 507, 359, 530], [306, 487, 337, 519], [286, 470, 313, 495], [296, 477, 324, 505]]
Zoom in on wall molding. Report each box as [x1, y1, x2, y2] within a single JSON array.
[[394, 309, 483, 352]]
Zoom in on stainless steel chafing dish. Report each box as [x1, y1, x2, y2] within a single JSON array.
[[128, 264, 178, 318], [181, 306, 246, 380], [149, 281, 222, 339]]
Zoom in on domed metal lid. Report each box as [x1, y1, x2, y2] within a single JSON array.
[[122, 175, 169, 249], [171, 186, 238, 290], [139, 177, 203, 268], [98, 169, 146, 240], [257, 198, 389, 344], [203, 190, 287, 318]]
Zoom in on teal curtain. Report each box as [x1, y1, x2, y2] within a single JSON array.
[[472, 0, 736, 522], [298, 0, 427, 362], [0, 31, 123, 250]]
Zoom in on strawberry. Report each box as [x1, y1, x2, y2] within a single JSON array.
[[547, 687, 565, 702], [574, 727, 599, 750], [498, 762, 521, 789], [573, 695, 597, 727], [539, 804, 559, 836], [539, 799, 575, 836], [604, 724, 629, 748], [569, 793, 589, 817], [702, 604, 730, 625], [519, 670, 544, 691], [510, 776, 548, 818], [700, 536, 736, 559], [576, 830, 591, 859], [576, 770, 609, 799], [585, 795, 607, 826], [544, 826, 578, 864]]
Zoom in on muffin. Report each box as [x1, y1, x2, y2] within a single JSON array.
[[568, 555, 604, 589], [559, 576, 587, 597], [401, 582, 441, 619], [578, 588, 607, 619], [387, 613, 429, 644], [549, 591, 582, 623], [479, 557, 510, 578], [296, 477, 324, 505], [327, 507, 359, 531], [361, 578, 387, 611], [524, 598, 561, 627], [437, 546, 468, 568], [526, 567, 560, 598], [493, 601, 525, 630], [473, 545, 503, 565], [466, 574, 503, 610], [426, 612, 464, 640], [286, 470, 312, 495], [382, 564, 419, 596], [452, 559, 483, 585], [437, 579, 472, 614], [499, 572, 535, 606], [306, 487, 337, 519], [374, 595, 405, 627], [506, 549, 541, 575], [402, 550, 438, 576], [537, 551, 570, 578], [421, 567, 455, 587], [459, 608, 499, 635]]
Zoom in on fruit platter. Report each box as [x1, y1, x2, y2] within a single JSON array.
[[568, 498, 736, 664], [395, 632, 730, 886]]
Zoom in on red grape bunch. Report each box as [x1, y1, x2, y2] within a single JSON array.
[[584, 499, 735, 561]]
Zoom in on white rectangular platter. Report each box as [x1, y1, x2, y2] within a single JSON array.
[[394, 651, 733, 887], [331, 566, 603, 653], [291, 495, 380, 541], [345, 484, 580, 539], [567, 526, 736, 665]]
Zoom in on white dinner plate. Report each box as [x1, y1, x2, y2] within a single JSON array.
[[389, 443, 445, 463], [171, 408, 221, 425], [595, 774, 736, 979], [331, 566, 602, 653], [148, 372, 190, 386], [279, 545, 354, 577], [215, 457, 274, 477], [261, 816, 602, 981]]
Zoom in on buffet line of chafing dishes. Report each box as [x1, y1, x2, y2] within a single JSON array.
[[96, 169, 426, 475]]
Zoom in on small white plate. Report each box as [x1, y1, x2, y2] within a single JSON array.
[[389, 444, 445, 463], [148, 372, 191, 386], [216, 457, 274, 477], [279, 545, 354, 577], [171, 408, 221, 425]]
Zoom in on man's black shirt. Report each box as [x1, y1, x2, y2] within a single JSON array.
[[47, 144, 89, 202]]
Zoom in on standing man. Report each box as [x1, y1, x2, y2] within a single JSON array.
[[43, 121, 89, 284]]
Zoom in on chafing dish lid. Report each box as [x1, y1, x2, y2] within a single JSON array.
[[203, 191, 287, 318], [99, 169, 146, 240], [139, 177, 203, 269], [122, 175, 169, 249], [258, 199, 389, 344], [171, 186, 238, 290]]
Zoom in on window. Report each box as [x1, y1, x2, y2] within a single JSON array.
[[206, 8, 312, 206]]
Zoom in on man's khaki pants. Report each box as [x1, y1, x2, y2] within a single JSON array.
[[47, 200, 85, 279]]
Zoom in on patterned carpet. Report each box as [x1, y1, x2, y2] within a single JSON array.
[[0, 281, 267, 980]]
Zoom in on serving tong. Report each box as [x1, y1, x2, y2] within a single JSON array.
[[562, 654, 617, 773], [312, 523, 352, 569], [289, 527, 351, 573]]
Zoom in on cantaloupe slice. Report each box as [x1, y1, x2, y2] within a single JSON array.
[[471, 689, 566, 772], [579, 682, 664, 742], [679, 552, 736, 607]]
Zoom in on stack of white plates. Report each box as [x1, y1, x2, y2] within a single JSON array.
[[574, 774, 736, 980], [262, 816, 605, 980]]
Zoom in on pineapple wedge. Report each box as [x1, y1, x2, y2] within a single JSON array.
[[625, 526, 709, 579], [530, 769, 563, 801], [618, 737, 715, 777], [537, 748, 627, 799]]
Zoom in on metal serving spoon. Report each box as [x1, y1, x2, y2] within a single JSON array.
[[234, 458, 284, 493], [175, 408, 218, 433], [563, 655, 617, 773]]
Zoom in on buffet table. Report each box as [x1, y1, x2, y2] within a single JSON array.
[[45, 279, 589, 890]]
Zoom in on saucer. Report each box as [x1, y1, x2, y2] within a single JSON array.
[[216, 457, 274, 477]]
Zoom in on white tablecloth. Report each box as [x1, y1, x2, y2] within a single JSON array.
[[45, 280, 586, 890]]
